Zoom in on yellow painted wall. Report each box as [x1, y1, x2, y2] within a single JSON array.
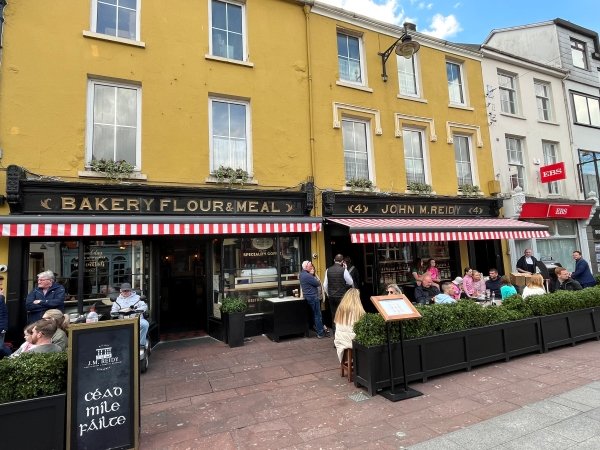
[[0, 0, 313, 187], [306, 12, 494, 196]]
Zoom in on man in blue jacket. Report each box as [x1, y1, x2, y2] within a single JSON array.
[[300, 261, 329, 339], [571, 251, 597, 289], [26, 270, 66, 323]]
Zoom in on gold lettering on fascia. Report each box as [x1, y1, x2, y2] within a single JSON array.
[[58, 196, 288, 214], [377, 204, 464, 216]]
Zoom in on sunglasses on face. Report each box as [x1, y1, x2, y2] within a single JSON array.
[[388, 290, 396, 294]]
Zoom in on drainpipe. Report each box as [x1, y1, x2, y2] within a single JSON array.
[[303, 2, 316, 182]]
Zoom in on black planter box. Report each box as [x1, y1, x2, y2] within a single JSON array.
[[0, 393, 66, 449], [540, 307, 600, 351], [262, 297, 309, 342], [353, 317, 542, 396], [223, 312, 246, 348]]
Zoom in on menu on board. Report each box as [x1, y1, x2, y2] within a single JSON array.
[[66, 319, 140, 450], [371, 295, 422, 321]]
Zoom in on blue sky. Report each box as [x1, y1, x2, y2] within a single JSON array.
[[319, 0, 600, 43]]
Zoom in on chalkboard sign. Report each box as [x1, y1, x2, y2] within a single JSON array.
[[66, 319, 139, 450]]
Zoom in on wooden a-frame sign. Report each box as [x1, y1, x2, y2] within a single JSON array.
[[371, 294, 422, 321]]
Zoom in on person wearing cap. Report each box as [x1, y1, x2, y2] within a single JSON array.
[[450, 277, 463, 300], [485, 268, 502, 298], [111, 283, 149, 348]]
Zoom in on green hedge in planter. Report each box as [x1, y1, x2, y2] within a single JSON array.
[[0, 352, 68, 403], [354, 287, 600, 347]]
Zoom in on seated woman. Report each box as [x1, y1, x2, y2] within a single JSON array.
[[522, 274, 546, 299], [500, 276, 518, 299], [462, 268, 474, 298], [333, 288, 366, 363], [42, 308, 69, 351], [386, 284, 402, 295], [425, 258, 441, 288], [9, 324, 36, 358], [450, 277, 463, 300]]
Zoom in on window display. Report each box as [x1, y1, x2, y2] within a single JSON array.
[[212, 236, 303, 316]]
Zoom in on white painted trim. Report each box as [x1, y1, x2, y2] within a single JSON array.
[[446, 122, 484, 147], [82, 31, 146, 48], [335, 81, 373, 93], [89, 0, 141, 42], [333, 102, 382, 135], [208, 0, 249, 63], [394, 113, 437, 141], [204, 54, 254, 67]]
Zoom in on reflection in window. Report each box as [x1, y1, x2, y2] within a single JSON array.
[[93, 0, 139, 40], [403, 129, 426, 184], [579, 150, 600, 198], [211, 0, 244, 61], [28, 240, 144, 312], [570, 39, 587, 70], [212, 236, 303, 315], [337, 32, 363, 84]]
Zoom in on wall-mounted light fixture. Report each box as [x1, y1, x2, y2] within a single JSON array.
[[378, 22, 421, 82]]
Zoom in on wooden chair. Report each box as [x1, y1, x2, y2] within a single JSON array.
[[340, 348, 353, 382]]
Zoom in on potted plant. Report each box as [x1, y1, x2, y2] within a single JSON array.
[[89, 158, 135, 181], [0, 352, 68, 449], [458, 184, 481, 197], [406, 181, 433, 195], [345, 178, 374, 191], [352, 289, 600, 395], [220, 297, 248, 348], [213, 166, 249, 186]]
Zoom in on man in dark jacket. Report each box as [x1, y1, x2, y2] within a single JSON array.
[[551, 267, 582, 292], [571, 251, 597, 288], [323, 254, 353, 326], [485, 268, 502, 298], [343, 256, 361, 289], [26, 270, 66, 323], [414, 274, 440, 305], [299, 261, 329, 338], [516, 249, 538, 274]]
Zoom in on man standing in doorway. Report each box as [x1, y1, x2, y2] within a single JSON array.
[[323, 254, 353, 328], [571, 251, 597, 288], [516, 249, 538, 275]]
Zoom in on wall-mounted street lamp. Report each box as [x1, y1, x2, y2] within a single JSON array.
[[378, 22, 421, 82]]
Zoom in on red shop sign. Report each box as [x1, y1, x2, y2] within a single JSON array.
[[520, 203, 593, 219], [540, 162, 566, 183]]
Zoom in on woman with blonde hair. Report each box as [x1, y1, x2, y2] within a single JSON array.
[[522, 274, 546, 299], [334, 288, 366, 362], [42, 308, 69, 351]]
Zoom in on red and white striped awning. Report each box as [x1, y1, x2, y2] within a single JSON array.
[[326, 217, 550, 243], [0, 217, 322, 237]]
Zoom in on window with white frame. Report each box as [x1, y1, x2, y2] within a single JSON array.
[[453, 135, 474, 187], [87, 80, 140, 168], [403, 129, 426, 185], [542, 141, 560, 195], [446, 61, 465, 105], [397, 54, 419, 97], [210, 0, 245, 61], [570, 39, 588, 70], [342, 119, 371, 181], [498, 72, 518, 114], [92, 0, 139, 40], [534, 80, 553, 121], [210, 98, 250, 172], [337, 32, 364, 84], [572, 92, 600, 127], [506, 136, 525, 190]]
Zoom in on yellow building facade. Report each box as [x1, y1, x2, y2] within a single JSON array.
[[0, 1, 544, 338]]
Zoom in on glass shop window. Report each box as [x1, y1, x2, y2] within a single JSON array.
[[211, 236, 303, 316]]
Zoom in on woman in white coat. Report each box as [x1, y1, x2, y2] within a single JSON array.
[[333, 288, 366, 362]]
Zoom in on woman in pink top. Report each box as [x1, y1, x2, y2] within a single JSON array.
[[426, 258, 441, 285], [470, 271, 487, 298], [462, 267, 475, 297], [450, 277, 463, 300]]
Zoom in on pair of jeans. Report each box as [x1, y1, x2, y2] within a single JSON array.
[[306, 297, 324, 336], [139, 317, 149, 346]]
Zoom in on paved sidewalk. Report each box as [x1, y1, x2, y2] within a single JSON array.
[[140, 335, 600, 449], [409, 382, 600, 449]]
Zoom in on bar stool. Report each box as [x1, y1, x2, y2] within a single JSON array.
[[340, 348, 353, 382]]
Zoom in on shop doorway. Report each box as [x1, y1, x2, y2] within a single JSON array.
[[157, 239, 208, 338], [468, 240, 503, 276]]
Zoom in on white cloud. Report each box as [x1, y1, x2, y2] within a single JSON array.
[[422, 13, 462, 39], [318, 0, 405, 26], [453, 2, 462, 8]]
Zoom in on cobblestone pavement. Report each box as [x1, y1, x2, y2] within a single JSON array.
[[140, 335, 600, 449]]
